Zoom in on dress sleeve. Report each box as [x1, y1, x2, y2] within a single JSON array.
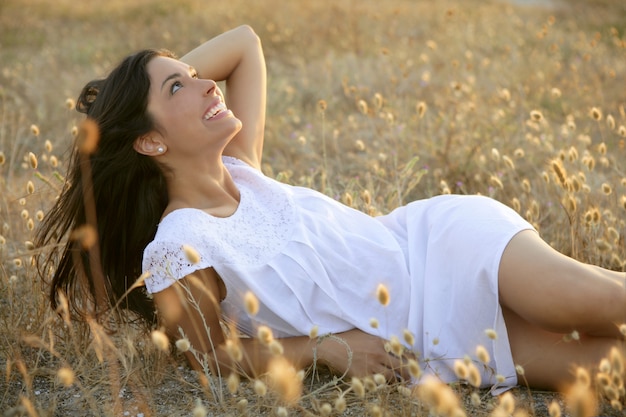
[[142, 239, 213, 294]]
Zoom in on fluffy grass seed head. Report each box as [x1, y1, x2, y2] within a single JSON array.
[[225, 339, 243, 362], [470, 392, 482, 407], [361, 189, 372, 206], [309, 325, 319, 339], [389, 335, 404, 357], [489, 175, 504, 190], [410, 361, 423, 380], [182, 244, 201, 264], [227, 372, 240, 394], [369, 317, 379, 329], [491, 148, 501, 162], [192, 399, 208, 417], [334, 395, 347, 413], [351, 376, 365, 398], [267, 356, 302, 404], [244, 291, 259, 316], [589, 107, 602, 121], [485, 328, 498, 340], [416, 101, 427, 118], [376, 283, 390, 306], [257, 326, 274, 346], [175, 338, 190, 352], [65, 98, 76, 109], [253, 379, 267, 397], [502, 155, 515, 170], [609, 346, 624, 374], [403, 329, 415, 346], [373, 93, 383, 110], [530, 110, 544, 122], [499, 392, 515, 414], [565, 368, 598, 417], [500, 88, 511, 102], [453, 360, 468, 379], [28, 152, 38, 169], [373, 373, 386, 386], [56, 366, 75, 387], [476, 345, 490, 364], [467, 362, 482, 387], [150, 329, 170, 352], [0, 151, 5, 165], [369, 405, 383, 417], [319, 402, 332, 417], [548, 400, 562, 417], [607, 114, 616, 130], [363, 376, 377, 392], [342, 192, 353, 206], [357, 99, 368, 115], [417, 376, 463, 416], [237, 399, 248, 413], [30, 124, 40, 136], [550, 159, 567, 187], [269, 339, 284, 355]]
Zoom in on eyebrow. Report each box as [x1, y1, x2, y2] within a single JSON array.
[[161, 72, 182, 92]]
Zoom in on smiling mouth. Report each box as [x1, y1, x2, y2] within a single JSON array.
[[203, 101, 227, 120]]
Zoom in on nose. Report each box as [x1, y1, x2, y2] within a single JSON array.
[[202, 79, 218, 96]]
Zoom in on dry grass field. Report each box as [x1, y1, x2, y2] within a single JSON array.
[[1, 0, 626, 415]]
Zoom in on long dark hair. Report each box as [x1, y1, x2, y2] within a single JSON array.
[[36, 49, 175, 327]]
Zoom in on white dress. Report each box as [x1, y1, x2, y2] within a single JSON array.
[[142, 156, 534, 393]]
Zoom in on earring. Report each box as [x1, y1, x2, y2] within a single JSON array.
[[157, 147, 164, 153]]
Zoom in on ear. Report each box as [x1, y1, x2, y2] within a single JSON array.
[[134, 133, 166, 156]]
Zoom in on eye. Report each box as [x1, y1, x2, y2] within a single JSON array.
[[170, 81, 183, 95]]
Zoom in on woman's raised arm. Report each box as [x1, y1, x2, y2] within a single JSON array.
[[181, 25, 266, 169]]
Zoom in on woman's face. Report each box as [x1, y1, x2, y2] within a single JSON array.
[[145, 56, 241, 158]]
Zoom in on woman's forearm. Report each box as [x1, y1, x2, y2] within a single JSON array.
[[189, 333, 319, 378], [180, 24, 262, 84], [188, 328, 408, 382]]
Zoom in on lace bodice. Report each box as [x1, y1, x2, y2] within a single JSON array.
[[143, 157, 296, 291]]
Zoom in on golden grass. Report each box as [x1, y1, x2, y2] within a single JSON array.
[[1, 0, 626, 415]]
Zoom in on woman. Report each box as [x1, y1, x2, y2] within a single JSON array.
[[36, 25, 626, 393]]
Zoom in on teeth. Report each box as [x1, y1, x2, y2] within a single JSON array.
[[204, 102, 227, 120]]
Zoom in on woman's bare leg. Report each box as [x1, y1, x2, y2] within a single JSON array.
[[499, 230, 626, 337], [498, 230, 626, 389], [502, 306, 620, 390]]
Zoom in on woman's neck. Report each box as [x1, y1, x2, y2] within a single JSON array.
[[163, 155, 240, 218]]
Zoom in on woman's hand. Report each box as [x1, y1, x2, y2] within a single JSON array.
[[316, 329, 412, 382]]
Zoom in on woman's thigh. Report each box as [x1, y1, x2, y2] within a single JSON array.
[[498, 230, 626, 337]]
